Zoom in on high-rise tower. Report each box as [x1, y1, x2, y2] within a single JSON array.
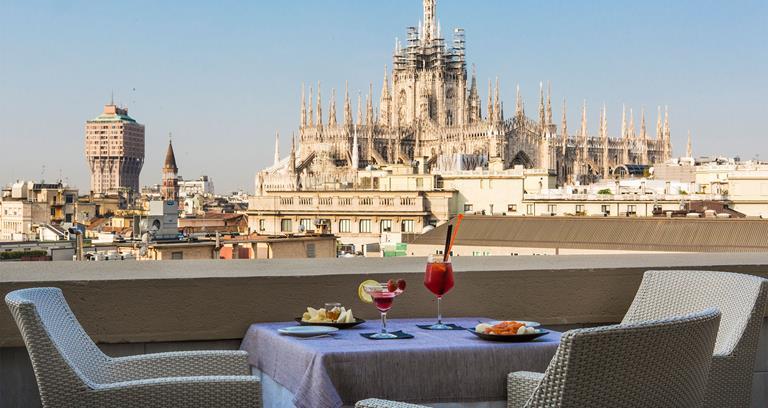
[[161, 139, 179, 203], [85, 103, 145, 195]]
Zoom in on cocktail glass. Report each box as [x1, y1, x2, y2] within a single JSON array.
[[364, 283, 403, 339], [423, 254, 455, 330]]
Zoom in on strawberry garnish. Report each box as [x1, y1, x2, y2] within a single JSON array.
[[397, 279, 406, 291], [387, 279, 397, 292]]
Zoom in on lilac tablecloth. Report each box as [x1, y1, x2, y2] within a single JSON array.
[[240, 318, 560, 408]]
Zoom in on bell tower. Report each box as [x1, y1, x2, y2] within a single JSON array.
[[161, 137, 179, 203]]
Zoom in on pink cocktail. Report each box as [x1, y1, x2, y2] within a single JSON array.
[[364, 284, 403, 339], [371, 291, 396, 312]]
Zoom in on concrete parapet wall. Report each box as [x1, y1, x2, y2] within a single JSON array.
[[1, 254, 767, 407]]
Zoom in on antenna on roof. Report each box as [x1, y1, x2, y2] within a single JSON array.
[[110, 90, 114, 106]]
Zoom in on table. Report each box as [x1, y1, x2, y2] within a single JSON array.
[[240, 318, 561, 408]]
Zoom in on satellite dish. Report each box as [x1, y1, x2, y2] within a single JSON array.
[[298, 225, 306, 233], [150, 219, 161, 233]]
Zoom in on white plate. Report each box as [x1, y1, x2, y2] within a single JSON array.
[[486, 320, 541, 327], [278, 326, 339, 337]]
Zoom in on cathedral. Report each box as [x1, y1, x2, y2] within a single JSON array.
[[260, 0, 673, 190]]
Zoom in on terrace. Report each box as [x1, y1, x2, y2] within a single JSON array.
[[2, 254, 767, 407]]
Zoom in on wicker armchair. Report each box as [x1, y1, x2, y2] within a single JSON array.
[[506, 308, 721, 408], [359, 309, 720, 408], [356, 400, 430, 408], [5, 287, 261, 408], [621, 270, 768, 408]]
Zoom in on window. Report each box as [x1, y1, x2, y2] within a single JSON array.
[[280, 219, 292, 233], [380, 219, 392, 233], [359, 219, 371, 233], [526, 204, 534, 216], [547, 204, 557, 214], [626, 205, 637, 215], [463, 204, 474, 212], [339, 219, 351, 233], [306, 243, 316, 258], [401, 219, 415, 233], [601, 205, 610, 214], [50, 207, 56, 216], [65, 195, 75, 204], [507, 204, 517, 213], [65, 214, 73, 223], [416, 178, 424, 188], [653, 204, 663, 213], [299, 219, 313, 232], [576, 205, 585, 214], [259, 219, 266, 232], [171, 252, 183, 260]]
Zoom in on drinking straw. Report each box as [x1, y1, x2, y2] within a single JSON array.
[[442, 225, 453, 262], [446, 214, 465, 257]]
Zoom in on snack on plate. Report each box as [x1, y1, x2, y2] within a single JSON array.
[[302, 306, 355, 323], [475, 321, 536, 335]]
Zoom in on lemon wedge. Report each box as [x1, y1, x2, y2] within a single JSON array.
[[358, 280, 379, 304]]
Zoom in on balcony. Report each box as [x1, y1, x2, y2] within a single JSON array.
[[250, 194, 426, 213], [2, 254, 767, 407], [524, 192, 728, 202]]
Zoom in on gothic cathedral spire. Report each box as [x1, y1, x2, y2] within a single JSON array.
[[300, 83, 307, 128], [329, 88, 337, 127], [316, 82, 323, 127], [308, 86, 314, 128], [538, 81, 545, 130], [344, 82, 352, 127], [423, 0, 436, 43], [561, 98, 567, 156], [274, 131, 280, 167], [487, 79, 494, 122], [379, 66, 391, 127], [545, 82, 553, 128]]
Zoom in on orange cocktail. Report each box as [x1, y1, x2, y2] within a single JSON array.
[[423, 254, 454, 329]]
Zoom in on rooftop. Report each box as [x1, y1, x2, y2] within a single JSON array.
[[410, 215, 768, 252], [2, 255, 767, 407]]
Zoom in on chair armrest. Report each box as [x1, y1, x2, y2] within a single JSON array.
[[507, 371, 544, 408], [90, 375, 261, 408], [356, 398, 430, 408], [108, 350, 252, 381]]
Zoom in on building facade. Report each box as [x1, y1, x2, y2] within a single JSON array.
[[85, 103, 145, 195], [161, 140, 180, 203], [524, 161, 768, 217], [0, 181, 78, 241], [265, 0, 672, 191]]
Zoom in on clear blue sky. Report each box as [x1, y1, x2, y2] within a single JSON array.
[[1, 0, 766, 193]]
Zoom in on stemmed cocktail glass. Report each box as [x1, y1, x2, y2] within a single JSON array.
[[363, 283, 404, 339], [423, 254, 455, 330]]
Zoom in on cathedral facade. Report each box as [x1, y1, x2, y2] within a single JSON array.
[[262, 0, 673, 190]]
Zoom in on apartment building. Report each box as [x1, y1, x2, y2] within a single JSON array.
[[0, 181, 78, 241]]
